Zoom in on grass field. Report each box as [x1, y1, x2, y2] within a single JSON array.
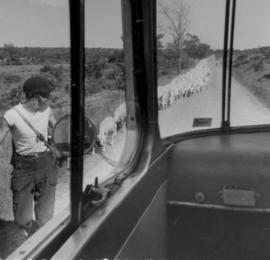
[[0, 131, 13, 221], [232, 49, 270, 108]]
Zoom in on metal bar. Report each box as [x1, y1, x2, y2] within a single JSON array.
[[132, 0, 147, 116], [227, 0, 237, 125], [121, 0, 135, 126], [142, 0, 157, 121], [168, 201, 270, 214], [221, 0, 231, 129], [69, 0, 85, 226], [162, 124, 270, 146], [133, 0, 162, 162]]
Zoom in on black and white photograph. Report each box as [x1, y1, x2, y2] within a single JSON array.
[[1, 0, 270, 259]]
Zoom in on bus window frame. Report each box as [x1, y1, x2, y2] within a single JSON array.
[[82, 0, 163, 215]]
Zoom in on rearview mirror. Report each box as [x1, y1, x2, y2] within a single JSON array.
[[52, 114, 97, 156]]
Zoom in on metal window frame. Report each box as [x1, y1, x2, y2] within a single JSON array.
[[222, 0, 237, 129], [69, 0, 85, 227], [82, 0, 160, 216]]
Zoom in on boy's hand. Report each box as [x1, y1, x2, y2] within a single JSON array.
[[56, 153, 68, 168]]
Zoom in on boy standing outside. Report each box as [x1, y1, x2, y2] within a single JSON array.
[[0, 76, 58, 235]]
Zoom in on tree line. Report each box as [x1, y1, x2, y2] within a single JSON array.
[[157, 1, 213, 77]]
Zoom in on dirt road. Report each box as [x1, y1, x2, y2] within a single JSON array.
[[159, 58, 270, 137]]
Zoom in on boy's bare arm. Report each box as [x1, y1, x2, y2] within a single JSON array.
[[49, 112, 57, 128]]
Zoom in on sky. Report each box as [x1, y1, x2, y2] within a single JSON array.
[[0, 0, 69, 47], [159, 0, 270, 50], [0, 0, 270, 50], [0, 0, 123, 48]]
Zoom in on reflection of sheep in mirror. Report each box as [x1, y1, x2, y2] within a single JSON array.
[[98, 117, 117, 151], [114, 102, 126, 131], [90, 138, 103, 155]]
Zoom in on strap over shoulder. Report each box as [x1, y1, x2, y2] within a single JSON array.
[[13, 107, 47, 143], [13, 106, 66, 165]]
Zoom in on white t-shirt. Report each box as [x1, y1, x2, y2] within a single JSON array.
[[4, 103, 51, 155]]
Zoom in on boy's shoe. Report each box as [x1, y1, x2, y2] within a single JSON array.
[[24, 221, 40, 237]]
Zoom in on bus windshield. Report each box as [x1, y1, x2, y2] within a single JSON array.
[[157, 0, 270, 138]]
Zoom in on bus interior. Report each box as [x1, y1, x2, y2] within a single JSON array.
[[4, 0, 270, 259]]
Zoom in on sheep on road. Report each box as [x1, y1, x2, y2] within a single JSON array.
[[98, 117, 117, 151], [114, 102, 126, 131]]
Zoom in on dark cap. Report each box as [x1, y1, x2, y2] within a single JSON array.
[[23, 76, 55, 97]]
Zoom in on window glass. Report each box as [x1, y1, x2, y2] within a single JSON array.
[[231, 0, 270, 126], [0, 0, 70, 257], [84, 0, 126, 187], [157, 0, 225, 137]]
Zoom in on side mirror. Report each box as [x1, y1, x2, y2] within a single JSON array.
[[52, 114, 97, 156]]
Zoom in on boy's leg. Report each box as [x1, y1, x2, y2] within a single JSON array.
[[34, 180, 56, 226], [34, 152, 58, 227], [12, 177, 34, 229]]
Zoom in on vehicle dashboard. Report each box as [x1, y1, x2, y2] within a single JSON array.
[[168, 131, 270, 211]]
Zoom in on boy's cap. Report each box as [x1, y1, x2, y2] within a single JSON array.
[[23, 76, 55, 96]]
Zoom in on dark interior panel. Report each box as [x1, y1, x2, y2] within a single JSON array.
[[75, 153, 169, 259], [168, 206, 270, 260], [167, 131, 270, 259], [168, 132, 270, 209], [116, 182, 168, 259]]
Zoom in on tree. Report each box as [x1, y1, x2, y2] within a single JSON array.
[[85, 55, 107, 79], [156, 33, 164, 49], [158, 1, 190, 74], [40, 64, 64, 82], [3, 43, 20, 64], [107, 49, 124, 63], [183, 33, 211, 59]]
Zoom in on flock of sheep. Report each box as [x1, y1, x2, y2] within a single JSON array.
[[95, 58, 212, 152], [158, 58, 212, 110], [96, 102, 126, 152]]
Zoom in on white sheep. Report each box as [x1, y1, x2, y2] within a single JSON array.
[[114, 102, 126, 130], [160, 88, 170, 109], [98, 117, 117, 151]]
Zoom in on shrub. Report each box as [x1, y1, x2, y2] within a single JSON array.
[[263, 73, 270, 79], [253, 60, 263, 72], [103, 68, 115, 80], [0, 85, 22, 109], [3, 75, 22, 85], [40, 64, 64, 81], [85, 78, 103, 95], [236, 54, 247, 62], [103, 79, 118, 90], [107, 49, 124, 63], [181, 52, 194, 69]]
